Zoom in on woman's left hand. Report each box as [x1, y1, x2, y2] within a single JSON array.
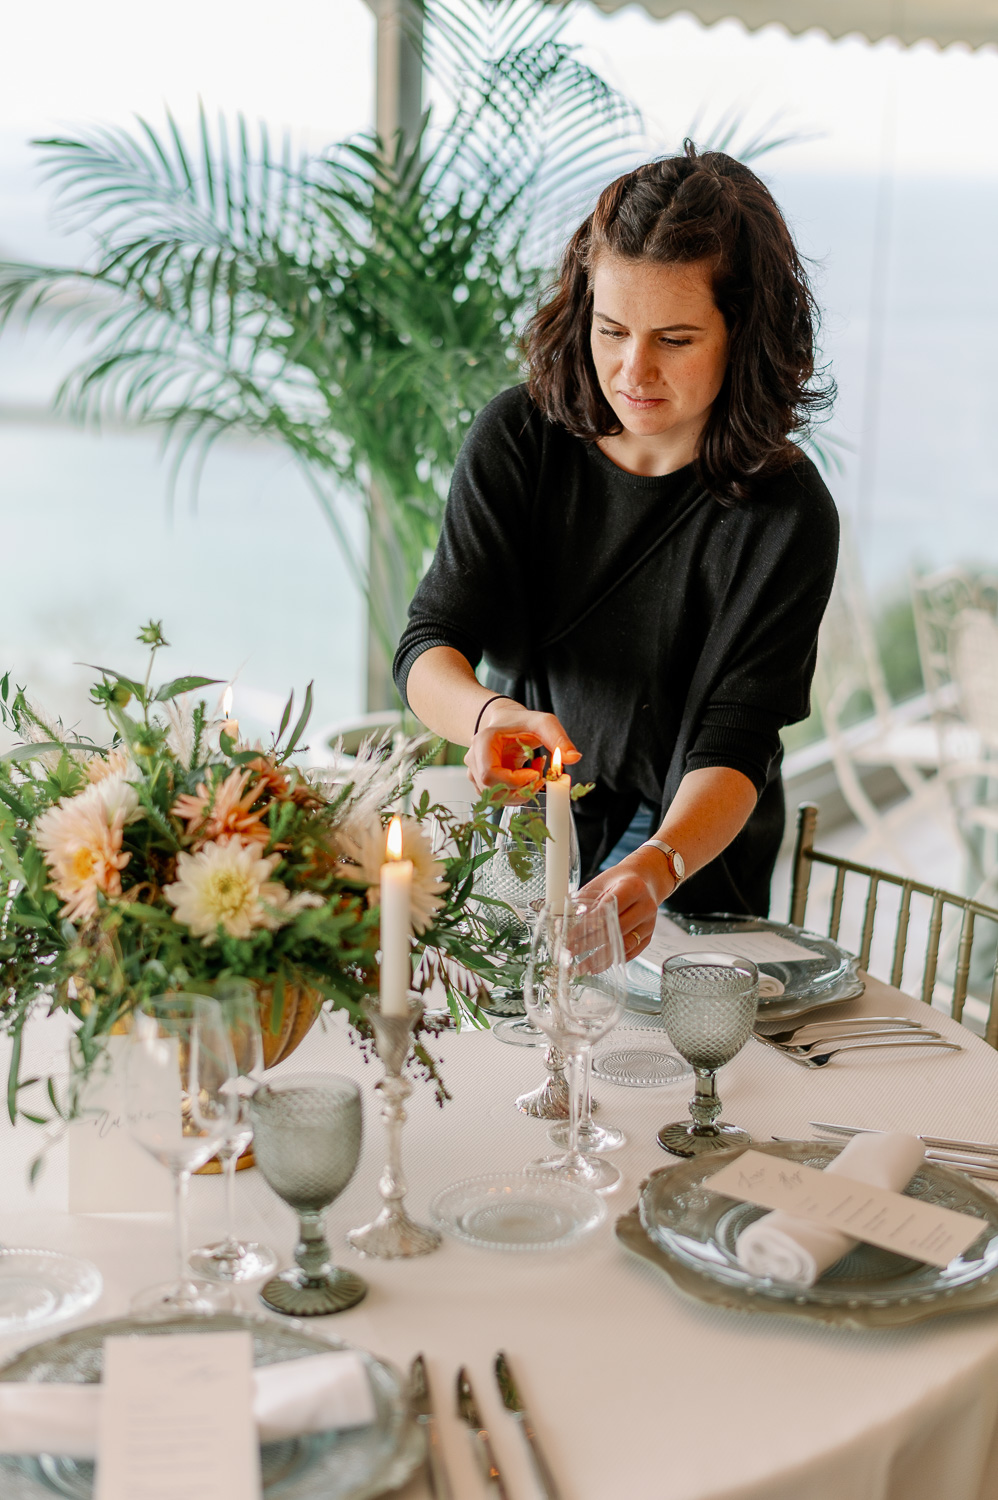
[[578, 848, 675, 961]]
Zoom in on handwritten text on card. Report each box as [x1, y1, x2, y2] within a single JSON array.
[[707, 1150, 986, 1268]]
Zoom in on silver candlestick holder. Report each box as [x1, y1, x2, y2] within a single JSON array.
[[347, 996, 441, 1259], [515, 1044, 571, 1119]]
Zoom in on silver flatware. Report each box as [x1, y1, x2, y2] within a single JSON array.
[[495, 1350, 562, 1500], [457, 1366, 509, 1499], [758, 1026, 942, 1055], [757, 1017, 928, 1045], [772, 1135, 998, 1181], [759, 1034, 962, 1068], [812, 1121, 998, 1158], [409, 1355, 452, 1500]]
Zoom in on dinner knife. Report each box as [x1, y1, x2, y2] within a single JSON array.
[[409, 1355, 453, 1500], [495, 1350, 562, 1500], [811, 1121, 998, 1158], [456, 1366, 509, 1499], [772, 1135, 998, 1181]]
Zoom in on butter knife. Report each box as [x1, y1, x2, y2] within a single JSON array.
[[409, 1355, 452, 1500], [495, 1350, 562, 1500], [456, 1366, 509, 1499]]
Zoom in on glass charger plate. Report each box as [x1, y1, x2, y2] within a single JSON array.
[[616, 1141, 998, 1329], [430, 1172, 606, 1251], [0, 1314, 422, 1500], [592, 1033, 692, 1088], [630, 913, 864, 1021], [0, 1252, 101, 1335]]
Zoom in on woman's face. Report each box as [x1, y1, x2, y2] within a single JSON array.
[[589, 254, 730, 455]]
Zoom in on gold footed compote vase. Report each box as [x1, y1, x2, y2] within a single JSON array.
[[348, 997, 442, 1259]]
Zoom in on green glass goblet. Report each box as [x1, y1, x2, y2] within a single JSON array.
[[250, 1073, 367, 1316]]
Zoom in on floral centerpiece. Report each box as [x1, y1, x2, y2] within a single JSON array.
[[0, 623, 540, 1125]]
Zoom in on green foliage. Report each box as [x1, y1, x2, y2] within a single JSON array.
[[0, 0, 641, 674], [0, 627, 544, 1121]]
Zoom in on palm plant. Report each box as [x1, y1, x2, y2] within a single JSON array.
[[0, 0, 642, 710]]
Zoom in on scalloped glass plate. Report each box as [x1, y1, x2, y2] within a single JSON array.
[[0, 1251, 102, 1335], [592, 1033, 693, 1087], [0, 1314, 422, 1500], [622, 1141, 998, 1326], [630, 913, 864, 1021], [430, 1172, 606, 1251]]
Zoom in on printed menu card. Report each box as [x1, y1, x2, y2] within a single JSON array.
[[95, 1331, 261, 1500], [708, 1150, 985, 1267]]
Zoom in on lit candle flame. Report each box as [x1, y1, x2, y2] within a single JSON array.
[[386, 814, 404, 861], [222, 686, 234, 720], [551, 747, 563, 779]]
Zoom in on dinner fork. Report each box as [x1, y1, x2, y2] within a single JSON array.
[[756, 1017, 929, 1045], [771, 1036, 963, 1068], [769, 1027, 944, 1056]]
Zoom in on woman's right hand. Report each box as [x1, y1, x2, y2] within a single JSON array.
[[464, 699, 581, 797]]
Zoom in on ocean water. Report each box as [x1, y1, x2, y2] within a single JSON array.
[[1, 168, 996, 742]]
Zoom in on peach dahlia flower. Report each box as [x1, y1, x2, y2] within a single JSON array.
[[35, 785, 137, 923]]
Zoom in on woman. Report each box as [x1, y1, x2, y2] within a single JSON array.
[[393, 145, 838, 961]]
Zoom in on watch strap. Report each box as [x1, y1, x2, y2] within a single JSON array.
[[641, 839, 685, 886]]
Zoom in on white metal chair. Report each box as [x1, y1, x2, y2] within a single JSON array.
[[910, 569, 998, 908], [811, 532, 949, 871], [789, 802, 998, 1044]]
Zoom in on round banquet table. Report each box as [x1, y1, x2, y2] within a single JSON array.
[[4, 975, 998, 1500]]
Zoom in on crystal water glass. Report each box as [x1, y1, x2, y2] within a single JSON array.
[[524, 896, 627, 1192], [250, 1073, 367, 1316], [189, 984, 277, 1283], [656, 953, 759, 1157], [124, 993, 238, 1316]]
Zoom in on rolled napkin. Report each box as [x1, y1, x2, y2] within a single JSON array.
[[736, 1131, 926, 1288], [0, 1350, 376, 1459]]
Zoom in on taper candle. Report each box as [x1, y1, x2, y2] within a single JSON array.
[[544, 747, 571, 908], [380, 815, 412, 1017]]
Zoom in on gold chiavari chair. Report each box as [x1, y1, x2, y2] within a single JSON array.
[[788, 802, 998, 1047]]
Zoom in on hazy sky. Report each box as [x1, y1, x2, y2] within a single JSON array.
[[2, 0, 997, 263]]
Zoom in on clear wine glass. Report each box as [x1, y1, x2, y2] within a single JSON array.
[[250, 1073, 367, 1316], [124, 993, 238, 1316], [524, 896, 627, 1192], [656, 953, 759, 1157], [189, 985, 277, 1283], [478, 797, 581, 1046]]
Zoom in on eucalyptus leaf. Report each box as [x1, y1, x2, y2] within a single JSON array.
[[154, 674, 223, 701]]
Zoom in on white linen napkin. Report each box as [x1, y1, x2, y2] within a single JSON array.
[[0, 1350, 376, 1459], [735, 1131, 926, 1288]]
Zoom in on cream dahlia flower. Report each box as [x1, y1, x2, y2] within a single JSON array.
[[164, 840, 321, 942], [80, 769, 141, 827], [337, 815, 447, 933], [35, 789, 134, 923], [85, 748, 131, 785]]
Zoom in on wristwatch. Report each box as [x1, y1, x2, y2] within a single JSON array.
[[641, 839, 686, 889]]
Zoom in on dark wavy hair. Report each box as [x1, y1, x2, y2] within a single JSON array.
[[524, 143, 834, 505]]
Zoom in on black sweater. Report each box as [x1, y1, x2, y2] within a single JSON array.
[[394, 384, 839, 916]]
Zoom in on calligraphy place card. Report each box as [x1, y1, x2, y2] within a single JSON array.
[[67, 1036, 173, 1214], [707, 1150, 986, 1267], [95, 1330, 260, 1500]]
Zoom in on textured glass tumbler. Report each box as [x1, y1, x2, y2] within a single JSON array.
[[250, 1074, 367, 1316], [657, 953, 759, 1158], [477, 797, 580, 1046]]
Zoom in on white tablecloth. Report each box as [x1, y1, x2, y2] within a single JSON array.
[[4, 977, 998, 1500]]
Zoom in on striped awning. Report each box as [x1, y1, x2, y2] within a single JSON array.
[[580, 1, 998, 49]]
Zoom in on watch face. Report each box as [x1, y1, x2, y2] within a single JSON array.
[[672, 850, 686, 881]]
